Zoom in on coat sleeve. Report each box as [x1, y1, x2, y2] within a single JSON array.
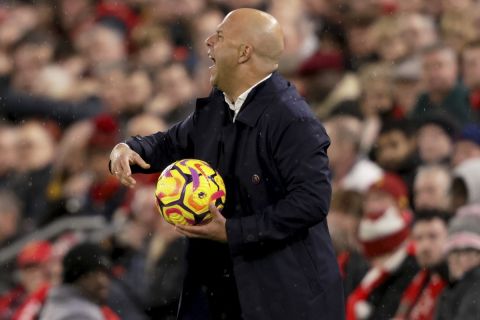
[[226, 117, 332, 256], [125, 112, 196, 174]]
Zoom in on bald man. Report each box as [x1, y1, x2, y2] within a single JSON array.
[[110, 8, 343, 320]]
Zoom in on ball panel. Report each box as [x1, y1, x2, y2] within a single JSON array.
[[155, 168, 186, 204], [164, 205, 195, 225], [155, 159, 226, 226]]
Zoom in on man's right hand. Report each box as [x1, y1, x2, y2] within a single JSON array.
[[110, 143, 151, 188]]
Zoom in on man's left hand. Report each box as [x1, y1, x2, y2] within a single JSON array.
[[175, 203, 227, 242]]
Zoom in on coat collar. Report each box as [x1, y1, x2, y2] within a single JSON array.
[[195, 71, 286, 127]]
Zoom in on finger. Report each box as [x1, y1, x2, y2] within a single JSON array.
[[209, 203, 223, 220], [132, 153, 151, 170], [175, 226, 202, 238], [119, 156, 132, 177], [176, 224, 207, 235], [120, 175, 136, 188]]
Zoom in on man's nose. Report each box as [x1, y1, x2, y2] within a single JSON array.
[[205, 34, 214, 47]]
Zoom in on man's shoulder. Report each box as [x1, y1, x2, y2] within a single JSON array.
[[265, 74, 316, 122]]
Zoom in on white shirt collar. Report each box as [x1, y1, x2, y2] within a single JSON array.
[[223, 73, 272, 122]]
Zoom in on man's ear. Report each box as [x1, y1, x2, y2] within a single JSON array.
[[238, 44, 253, 63]]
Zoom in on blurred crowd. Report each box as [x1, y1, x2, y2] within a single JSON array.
[[1, 0, 480, 319]]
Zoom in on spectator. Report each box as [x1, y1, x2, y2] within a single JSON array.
[[0, 241, 52, 319], [344, 14, 378, 70], [374, 120, 418, 196], [436, 204, 480, 319], [81, 115, 126, 220], [347, 174, 418, 320], [416, 114, 458, 165], [328, 190, 369, 297], [297, 49, 361, 120], [76, 23, 128, 72], [410, 44, 471, 125], [39, 242, 119, 320], [324, 115, 383, 192], [392, 57, 423, 116], [440, 11, 478, 54], [413, 165, 452, 211], [146, 63, 196, 124], [400, 13, 438, 55], [358, 63, 402, 153], [452, 124, 480, 167], [371, 16, 408, 63], [10, 31, 57, 93], [394, 210, 450, 319], [11, 233, 82, 320], [132, 23, 173, 70]]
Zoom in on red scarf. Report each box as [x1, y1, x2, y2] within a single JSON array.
[[346, 247, 410, 320], [12, 283, 50, 320], [346, 268, 390, 320], [394, 270, 446, 320]]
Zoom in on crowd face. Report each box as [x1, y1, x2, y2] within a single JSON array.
[[347, 25, 375, 59], [77, 270, 111, 304], [362, 81, 394, 116], [448, 249, 480, 280], [16, 122, 55, 173], [417, 124, 453, 163], [401, 14, 437, 54], [422, 49, 458, 94], [414, 170, 451, 210], [376, 130, 415, 171], [18, 264, 48, 294], [79, 25, 126, 70], [413, 218, 448, 268]]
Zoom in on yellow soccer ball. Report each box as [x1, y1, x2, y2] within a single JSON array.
[[154, 159, 226, 225]]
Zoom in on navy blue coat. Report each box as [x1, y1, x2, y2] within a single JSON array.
[[126, 72, 344, 320]]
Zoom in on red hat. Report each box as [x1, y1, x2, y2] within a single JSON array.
[[17, 241, 52, 268], [359, 207, 412, 258], [368, 173, 409, 209], [297, 50, 344, 76], [89, 114, 120, 150]]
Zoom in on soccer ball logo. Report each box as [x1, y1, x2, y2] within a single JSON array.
[[155, 159, 226, 225]]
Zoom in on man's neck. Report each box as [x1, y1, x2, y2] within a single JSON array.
[[223, 72, 272, 102]]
